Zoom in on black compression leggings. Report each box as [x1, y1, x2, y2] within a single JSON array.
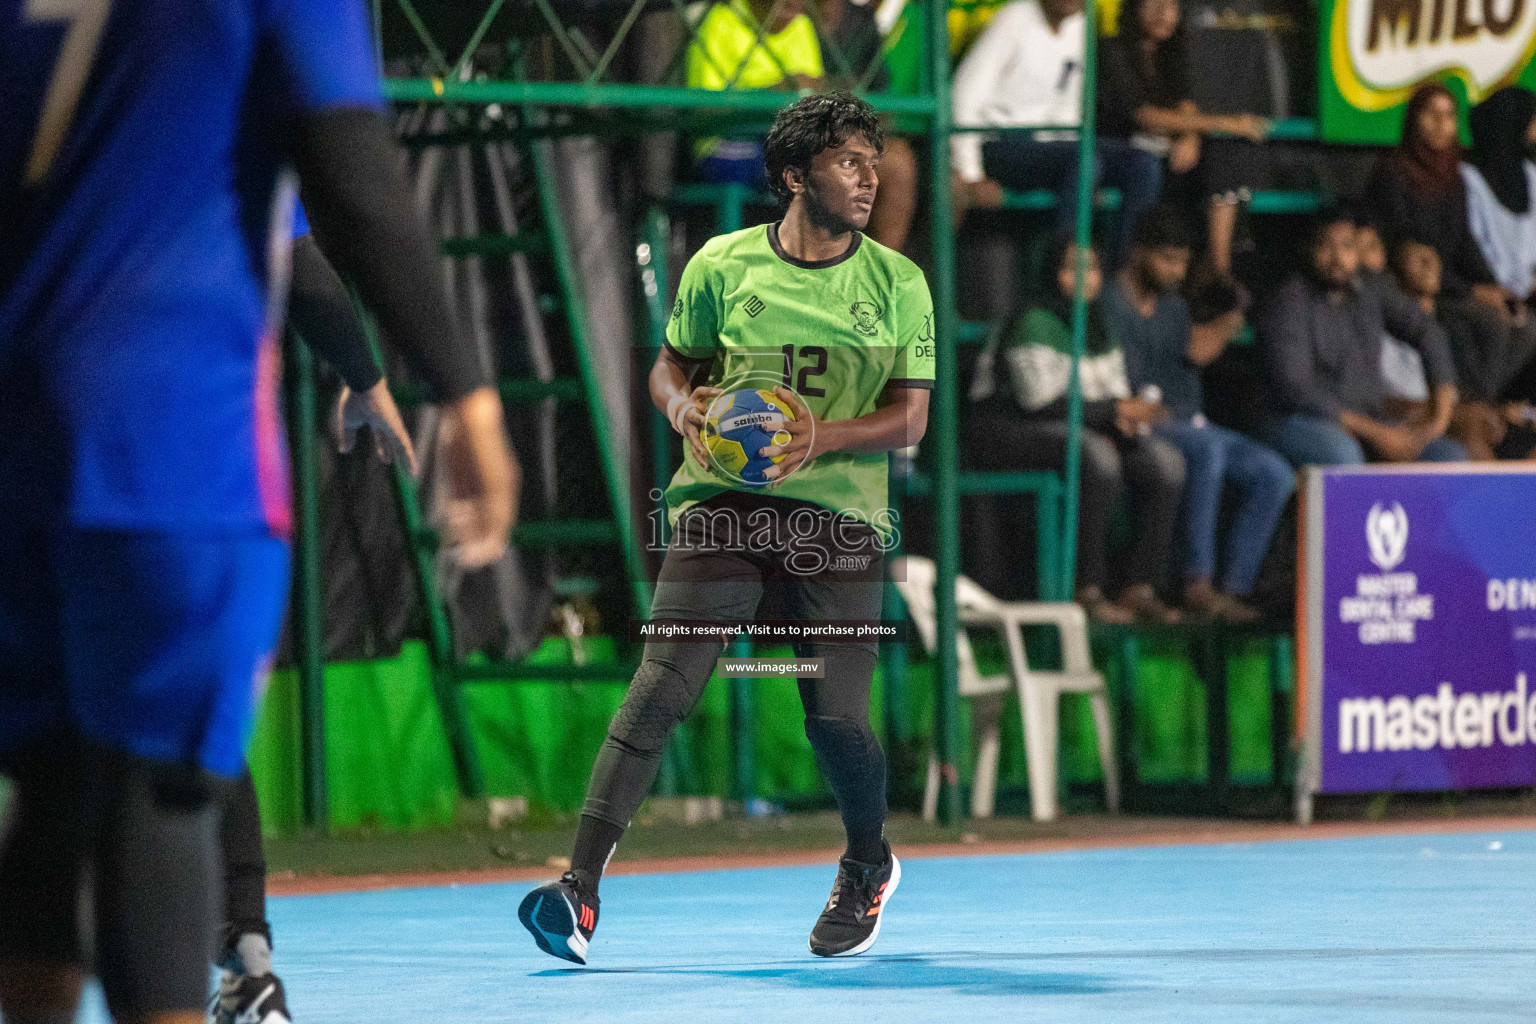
[[582, 493, 888, 856]]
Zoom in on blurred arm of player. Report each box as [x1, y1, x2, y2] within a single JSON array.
[[291, 110, 518, 568], [759, 385, 929, 482], [651, 348, 722, 469], [287, 232, 416, 473]]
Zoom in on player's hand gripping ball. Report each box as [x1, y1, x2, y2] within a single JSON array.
[[703, 388, 796, 486]]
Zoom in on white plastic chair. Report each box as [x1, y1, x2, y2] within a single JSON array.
[[893, 555, 1120, 822]]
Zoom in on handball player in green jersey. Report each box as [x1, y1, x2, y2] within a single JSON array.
[[519, 93, 934, 963]]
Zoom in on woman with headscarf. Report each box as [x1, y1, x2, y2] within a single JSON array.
[[1368, 82, 1536, 452], [1463, 87, 1536, 301], [1367, 83, 1506, 307]]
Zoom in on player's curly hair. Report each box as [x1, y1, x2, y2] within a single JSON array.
[[763, 92, 884, 207]]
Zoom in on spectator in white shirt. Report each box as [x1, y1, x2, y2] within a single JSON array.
[[951, 0, 1163, 267]]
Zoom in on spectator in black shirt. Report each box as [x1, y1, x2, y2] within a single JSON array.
[[1261, 210, 1466, 466], [1096, 0, 1271, 277]]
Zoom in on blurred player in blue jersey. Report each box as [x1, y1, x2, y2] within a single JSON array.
[[0, 3, 517, 1023]]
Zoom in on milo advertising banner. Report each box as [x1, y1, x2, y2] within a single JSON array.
[[1320, 0, 1536, 141], [1296, 465, 1536, 823]]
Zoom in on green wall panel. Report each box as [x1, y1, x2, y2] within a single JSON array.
[[248, 636, 1284, 835]]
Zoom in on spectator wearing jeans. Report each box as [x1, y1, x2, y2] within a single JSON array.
[[967, 234, 1185, 623], [1261, 210, 1466, 466], [951, 0, 1162, 267], [1105, 208, 1292, 622]]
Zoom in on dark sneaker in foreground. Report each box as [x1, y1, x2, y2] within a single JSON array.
[[809, 843, 901, 957], [210, 970, 292, 1024], [519, 870, 599, 964]]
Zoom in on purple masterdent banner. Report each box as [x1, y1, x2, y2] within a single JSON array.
[[1317, 467, 1536, 794]]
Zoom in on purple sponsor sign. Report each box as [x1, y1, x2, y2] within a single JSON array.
[[1305, 466, 1536, 799]]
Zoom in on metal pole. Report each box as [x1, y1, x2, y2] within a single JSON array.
[[285, 332, 327, 830], [926, 0, 962, 827], [1061, 0, 1098, 599], [385, 79, 939, 114], [729, 635, 754, 807]]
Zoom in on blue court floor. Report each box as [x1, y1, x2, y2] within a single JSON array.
[[80, 829, 1536, 1023]]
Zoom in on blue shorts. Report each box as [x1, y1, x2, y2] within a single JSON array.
[[0, 524, 290, 779]]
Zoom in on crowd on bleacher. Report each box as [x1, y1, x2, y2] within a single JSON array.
[[680, 0, 1536, 624]]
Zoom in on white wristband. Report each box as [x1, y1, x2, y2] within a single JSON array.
[[666, 394, 691, 435]]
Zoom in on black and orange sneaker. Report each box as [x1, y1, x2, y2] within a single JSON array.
[[519, 870, 599, 964], [808, 842, 901, 957]]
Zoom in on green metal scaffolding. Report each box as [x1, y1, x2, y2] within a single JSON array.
[[286, 0, 1101, 828]]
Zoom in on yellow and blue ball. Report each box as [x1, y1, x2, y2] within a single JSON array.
[[704, 388, 795, 486]]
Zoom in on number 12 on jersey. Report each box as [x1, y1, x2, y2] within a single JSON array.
[[782, 344, 827, 398]]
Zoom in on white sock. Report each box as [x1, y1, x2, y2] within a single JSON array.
[[235, 932, 274, 978]]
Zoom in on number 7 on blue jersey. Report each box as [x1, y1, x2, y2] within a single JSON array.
[[23, 0, 112, 183]]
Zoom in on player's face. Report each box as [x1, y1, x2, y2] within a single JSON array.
[[1311, 222, 1359, 289], [802, 133, 881, 233]]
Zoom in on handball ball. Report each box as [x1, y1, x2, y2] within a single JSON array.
[[704, 388, 795, 486]]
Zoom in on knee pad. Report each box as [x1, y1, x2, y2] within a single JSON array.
[[606, 657, 702, 757], [803, 715, 883, 765], [803, 716, 887, 832], [91, 754, 221, 1019]]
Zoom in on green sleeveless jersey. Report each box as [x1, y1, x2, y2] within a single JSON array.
[[664, 223, 935, 536]]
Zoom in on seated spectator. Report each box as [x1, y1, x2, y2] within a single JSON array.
[[967, 234, 1185, 623], [1095, 0, 1273, 277], [1463, 88, 1536, 307], [1366, 82, 1536, 408], [820, 0, 918, 250], [686, 1, 917, 251], [1261, 210, 1466, 466], [1382, 235, 1519, 459], [951, 0, 1162, 267], [1105, 207, 1292, 622], [1356, 222, 1431, 408]]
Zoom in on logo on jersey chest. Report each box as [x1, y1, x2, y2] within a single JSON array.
[[850, 301, 883, 336], [743, 294, 766, 318]]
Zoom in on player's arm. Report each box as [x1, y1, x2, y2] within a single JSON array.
[[656, 248, 724, 466], [760, 385, 927, 481], [651, 347, 721, 469], [289, 232, 417, 472], [290, 110, 516, 568]]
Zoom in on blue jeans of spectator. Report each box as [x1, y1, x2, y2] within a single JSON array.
[[1157, 421, 1294, 596], [1269, 414, 1468, 467], [980, 135, 1162, 268]]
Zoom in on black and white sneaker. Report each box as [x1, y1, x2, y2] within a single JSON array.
[[519, 870, 599, 964], [808, 842, 901, 957], [209, 970, 292, 1024]]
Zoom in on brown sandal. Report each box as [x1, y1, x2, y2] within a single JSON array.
[[1119, 584, 1182, 625]]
